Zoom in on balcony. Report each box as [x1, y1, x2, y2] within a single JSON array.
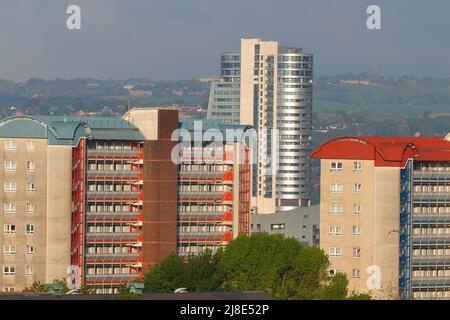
[[85, 252, 140, 262], [178, 211, 224, 218], [413, 213, 450, 221], [412, 234, 450, 242], [178, 230, 233, 242], [87, 149, 141, 158], [86, 211, 141, 220], [85, 274, 139, 282], [412, 255, 450, 264], [87, 191, 141, 199], [412, 277, 450, 285], [413, 193, 450, 201], [87, 170, 141, 179], [178, 191, 233, 202], [86, 232, 140, 241], [414, 171, 450, 181], [178, 211, 233, 222]]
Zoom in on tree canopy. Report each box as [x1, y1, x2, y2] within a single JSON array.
[[143, 233, 371, 300]]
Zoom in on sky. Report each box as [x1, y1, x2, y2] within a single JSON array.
[[0, 0, 449, 81]]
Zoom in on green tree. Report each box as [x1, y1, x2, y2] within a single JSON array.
[[30, 281, 48, 293], [217, 233, 336, 299], [143, 234, 370, 300], [144, 254, 187, 292], [184, 251, 223, 292], [319, 272, 348, 300]]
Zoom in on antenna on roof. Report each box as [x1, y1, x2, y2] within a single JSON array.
[[127, 97, 130, 112]]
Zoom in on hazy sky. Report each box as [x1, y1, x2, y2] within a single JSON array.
[[1, 0, 449, 81]]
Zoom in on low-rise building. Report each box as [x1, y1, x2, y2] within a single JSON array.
[[250, 205, 319, 247]]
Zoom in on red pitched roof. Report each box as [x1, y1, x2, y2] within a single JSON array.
[[311, 136, 450, 167]]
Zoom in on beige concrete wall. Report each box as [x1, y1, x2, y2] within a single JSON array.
[[240, 38, 279, 213], [0, 138, 48, 292], [45, 146, 72, 283], [239, 38, 259, 126], [372, 167, 401, 299], [319, 159, 401, 299], [123, 108, 159, 140]]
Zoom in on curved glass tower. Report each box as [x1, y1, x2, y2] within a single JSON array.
[[276, 48, 313, 209], [208, 39, 313, 213]]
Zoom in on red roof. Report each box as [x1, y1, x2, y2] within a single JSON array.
[[311, 136, 450, 167]]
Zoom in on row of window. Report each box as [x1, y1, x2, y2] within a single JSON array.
[[3, 224, 34, 234], [329, 268, 361, 279], [414, 184, 450, 193], [4, 161, 35, 172], [329, 226, 361, 236], [3, 182, 36, 193], [413, 248, 450, 256], [3, 244, 35, 255], [3, 140, 36, 151], [329, 247, 361, 258], [3, 266, 34, 276], [330, 183, 362, 193], [329, 204, 362, 214], [3, 202, 36, 214], [330, 162, 362, 172]]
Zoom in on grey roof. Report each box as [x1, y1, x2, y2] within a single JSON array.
[[0, 115, 144, 145]]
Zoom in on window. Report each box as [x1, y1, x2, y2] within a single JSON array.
[[330, 183, 343, 193], [330, 162, 343, 172], [3, 203, 16, 214], [329, 204, 343, 214], [26, 183, 36, 192], [352, 269, 361, 279], [4, 141, 16, 150], [271, 223, 285, 230], [4, 224, 16, 234], [353, 183, 362, 192], [329, 226, 343, 236], [26, 202, 35, 214], [3, 245, 16, 255], [26, 161, 35, 172], [26, 224, 34, 234], [353, 162, 362, 172], [4, 161, 17, 172], [353, 204, 362, 214], [352, 247, 361, 258], [352, 226, 361, 235], [25, 266, 33, 276], [26, 245, 34, 255], [3, 287, 14, 293], [26, 141, 36, 150], [329, 247, 342, 257], [3, 266, 15, 276], [329, 269, 341, 276], [4, 182, 17, 192]]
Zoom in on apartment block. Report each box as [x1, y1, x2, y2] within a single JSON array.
[[312, 134, 450, 300], [175, 120, 251, 256], [0, 116, 74, 293], [0, 110, 253, 294]]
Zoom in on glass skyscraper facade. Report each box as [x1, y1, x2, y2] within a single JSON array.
[[208, 39, 313, 213]]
